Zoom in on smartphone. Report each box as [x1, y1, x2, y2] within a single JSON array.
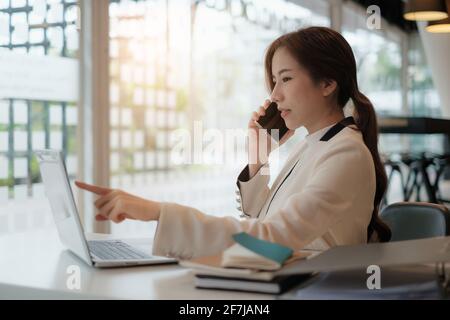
[[256, 101, 289, 142]]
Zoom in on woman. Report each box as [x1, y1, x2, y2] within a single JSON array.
[[76, 26, 391, 260]]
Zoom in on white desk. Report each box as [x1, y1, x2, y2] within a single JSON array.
[[0, 227, 272, 300]]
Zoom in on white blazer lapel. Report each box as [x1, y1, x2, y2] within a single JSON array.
[[258, 145, 305, 218]]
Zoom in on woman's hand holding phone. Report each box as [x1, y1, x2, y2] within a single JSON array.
[[248, 100, 294, 178]]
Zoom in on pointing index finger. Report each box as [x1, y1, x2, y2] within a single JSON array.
[[75, 181, 112, 196]]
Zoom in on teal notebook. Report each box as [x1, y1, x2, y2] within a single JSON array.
[[218, 232, 294, 270]]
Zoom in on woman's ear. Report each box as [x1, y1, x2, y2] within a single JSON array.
[[321, 79, 338, 97]]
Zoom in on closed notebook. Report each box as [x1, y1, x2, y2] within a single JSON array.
[[195, 273, 314, 295]]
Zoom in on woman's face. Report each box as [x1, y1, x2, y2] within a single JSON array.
[[270, 46, 332, 131]]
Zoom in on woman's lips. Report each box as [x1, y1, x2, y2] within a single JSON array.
[[280, 110, 291, 118]]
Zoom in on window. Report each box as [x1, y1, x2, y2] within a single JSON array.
[[341, 2, 407, 157], [0, 0, 79, 235], [407, 32, 443, 155], [342, 3, 403, 116], [408, 33, 441, 117]]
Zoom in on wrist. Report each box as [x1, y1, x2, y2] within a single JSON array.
[[154, 201, 161, 220], [146, 200, 161, 221]]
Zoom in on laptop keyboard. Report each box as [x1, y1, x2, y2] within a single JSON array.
[[88, 240, 152, 260]]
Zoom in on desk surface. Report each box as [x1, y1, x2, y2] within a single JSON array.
[[0, 227, 271, 300]]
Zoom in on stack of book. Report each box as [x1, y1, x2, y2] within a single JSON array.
[[193, 268, 315, 295], [180, 232, 321, 294]]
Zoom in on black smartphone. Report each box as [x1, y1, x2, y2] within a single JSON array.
[[256, 102, 289, 142]]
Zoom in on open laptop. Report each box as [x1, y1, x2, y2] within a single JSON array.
[[35, 149, 177, 268]]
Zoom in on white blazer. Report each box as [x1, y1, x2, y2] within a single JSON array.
[[153, 118, 376, 259]]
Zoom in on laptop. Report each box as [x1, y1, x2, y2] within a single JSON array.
[[35, 149, 177, 268]]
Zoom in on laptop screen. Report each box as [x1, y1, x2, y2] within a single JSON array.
[[35, 150, 92, 266]]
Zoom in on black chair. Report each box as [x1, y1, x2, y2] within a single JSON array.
[[382, 153, 407, 206], [380, 202, 450, 242], [402, 153, 437, 203], [432, 154, 450, 204]]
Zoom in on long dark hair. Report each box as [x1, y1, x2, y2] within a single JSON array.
[[264, 26, 391, 242]]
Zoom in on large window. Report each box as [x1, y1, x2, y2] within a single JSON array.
[[108, 0, 191, 236], [408, 33, 441, 117], [407, 32, 443, 155], [342, 3, 403, 116], [0, 0, 79, 235]]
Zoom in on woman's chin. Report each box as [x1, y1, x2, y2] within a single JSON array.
[[284, 120, 296, 130], [285, 116, 306, 130]]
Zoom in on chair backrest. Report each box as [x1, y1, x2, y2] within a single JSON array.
[[380, 202, 450, 242]]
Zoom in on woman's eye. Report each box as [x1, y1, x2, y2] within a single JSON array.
[[272, 77, 291, 84]]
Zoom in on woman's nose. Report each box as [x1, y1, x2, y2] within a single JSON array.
[[270, 84, 283, 103]]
